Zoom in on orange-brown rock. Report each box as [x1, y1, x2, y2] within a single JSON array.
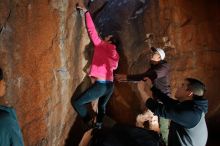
[[0, 0, 220, 146], [0, 0, 91, 145]]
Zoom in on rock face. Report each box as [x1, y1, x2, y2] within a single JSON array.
[[0, 0, 90, 145], [0, 0, 220, 146]]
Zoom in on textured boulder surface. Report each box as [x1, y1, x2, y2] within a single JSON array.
[[0, 0, 220, 146], [0, 0, 90, 145]]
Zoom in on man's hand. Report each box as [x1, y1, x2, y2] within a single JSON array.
[[137, 81, 152, 102], [115, 74, 127, 82], [76, 3, 87, 12]]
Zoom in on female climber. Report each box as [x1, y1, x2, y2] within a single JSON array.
[[73, 3, 120, 130]]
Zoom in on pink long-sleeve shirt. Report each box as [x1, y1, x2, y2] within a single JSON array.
[[85, 12, 119, 81]]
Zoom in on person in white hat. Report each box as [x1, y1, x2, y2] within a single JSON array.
[[151, 47, 165, 60], [115, 47, 170, 145], [115, 47, 170, 95]]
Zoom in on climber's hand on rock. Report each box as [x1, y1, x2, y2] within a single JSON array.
[[76, 3, 87, 12]]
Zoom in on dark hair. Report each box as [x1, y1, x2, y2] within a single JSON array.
[[102, 32, 118, 46], [105, 34, 120, 53], [109, 36, 119, 47], [0, 68, 3, 81], [185, 78, 206, 97], [150, 47, 157, 52]]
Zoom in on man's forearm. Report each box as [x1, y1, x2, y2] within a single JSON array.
[[127, 70, 157, 82], [145, 98, 166, 118], [127, 74, 145, 81], [151, 86, 177, 106]]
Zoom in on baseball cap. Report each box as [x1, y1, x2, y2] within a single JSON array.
[[151, 47, 165, 60]]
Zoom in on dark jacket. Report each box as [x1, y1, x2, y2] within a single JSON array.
[[0, 105, 24, 146], [127, 60, 171, 96], [146, 87, 208, 146]]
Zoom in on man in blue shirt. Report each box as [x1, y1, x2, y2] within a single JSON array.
[[138, 77, 208, 146], [0, 68, 24, 146]]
